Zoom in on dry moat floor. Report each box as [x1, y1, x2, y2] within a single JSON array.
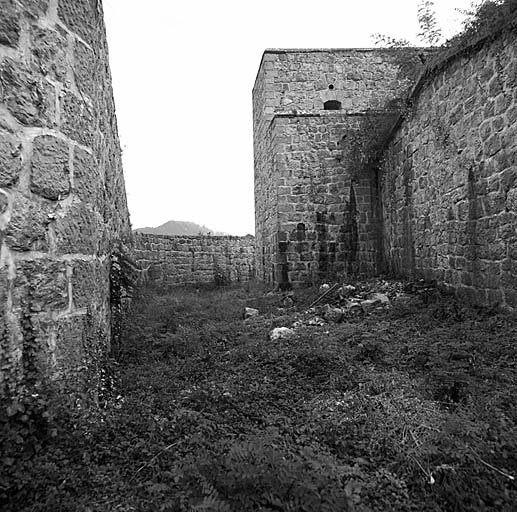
[[2, 280, 517, 511]]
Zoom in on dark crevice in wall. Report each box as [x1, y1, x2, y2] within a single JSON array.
[[348, 184, 359, 272], [467, 164, 479, 282], [277, 240, 290, 290], [402, 158, 415, 276], [315, 211, 329, 280]]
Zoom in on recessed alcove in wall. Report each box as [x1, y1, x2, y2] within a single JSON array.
[[324, 100, 341, 110]]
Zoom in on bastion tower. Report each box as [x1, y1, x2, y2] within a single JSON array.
[[253, 48, 422, 288]]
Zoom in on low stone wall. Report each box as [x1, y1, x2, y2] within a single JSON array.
[[133, 234, 255, 287], [381, 28, 517, 310]]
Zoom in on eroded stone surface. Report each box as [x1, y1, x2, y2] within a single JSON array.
[[73, 146, 100, 207], [31, 135, 70, 200], [31, 25, 68, 82], [71, 260, 107, 308], [60, 91, 94, 146], [5, 193, 49, 251], [0, 190, 8, 214], [53, 316, 86, 369], [57, 0, 96, 45], [55, 204, 107, 255], [0, 131, 22, 187], [73, 40, 95, 99], [0, 59, 49, 126], [0, 2, 20, 47], [13, 259, 68, 312]]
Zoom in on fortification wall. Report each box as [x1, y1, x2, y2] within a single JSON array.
[[253, 49, 423, 288], [0, 0, 131, 392], [381, 29, 517, 310], [133, 234, 255, 288]]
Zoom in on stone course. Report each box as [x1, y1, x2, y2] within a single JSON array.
[[133, 233, 255, 288], [0, 0, 131, 392]]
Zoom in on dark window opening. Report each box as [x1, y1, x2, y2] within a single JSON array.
[[324, 100, 341, 110]]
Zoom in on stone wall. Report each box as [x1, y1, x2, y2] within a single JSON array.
[[253, 49, 424, 288], [133, 233, 255, 288], [381, 29, 517, 310], [0, 0, 131, 392], [268, 113, 383, 286]]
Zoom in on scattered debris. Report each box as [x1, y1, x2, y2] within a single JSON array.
[[289, 278, 439, 329], [370, 292, 390, 305], [309, 283, 341, 308], [280, 294, 295, 308], [324, 307, 345, 323], [270, 327, 295, 340], [244, 307, 259, 319], [338, 284, 357, 299]]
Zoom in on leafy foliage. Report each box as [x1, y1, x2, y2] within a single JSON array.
[[372, 0, 444, 48], [2, 282, 516, 511], [417, 0, 442, 46], [370, 34, 411, 48]]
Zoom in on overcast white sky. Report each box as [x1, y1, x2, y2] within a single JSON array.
[[103, 0, 476, 235]]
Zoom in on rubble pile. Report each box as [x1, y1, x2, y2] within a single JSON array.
[[261, 278, 439, 339]]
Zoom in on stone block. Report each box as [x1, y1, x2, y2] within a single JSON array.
[[484, 133, 502, 157], [54, 316, 87, 370], [0, 1, 20, 48], [30, 135, 70, 200], [0, 131, 22, 187], [13, 259, 68, 312], [506, 105, 517, 125], [72, 146, 100, 207], [73, 40, 96, 99], [507, 189, 517, 211], [60, 91, 94, 147], [20, 0, 48, 18], [31, 25, 68, 82], [503, 288, 517, 308], [0, 190, 8, 214], [0, 58, 53, 126], [57, 0, 97, 45], [4, 193, 49, 251], [54, 204, 106, 255], [71, 260, 107, 309]]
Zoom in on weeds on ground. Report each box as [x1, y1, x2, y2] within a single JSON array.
[[1, 282, 516, 511]]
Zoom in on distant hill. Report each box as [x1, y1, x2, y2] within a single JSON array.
[[134, 220, 228, 236]]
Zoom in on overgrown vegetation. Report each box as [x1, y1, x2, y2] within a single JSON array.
[[2, 281, 516, 511], [365, 0, 517, 176], [373, 0, 517, 60], [372, 0, 442, 47]]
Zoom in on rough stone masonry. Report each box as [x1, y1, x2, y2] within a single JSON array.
[[253, 48, 426, 287], [133, 233, 255, 288], [0, 0, 131, 393], [254, 28, 517, 310]]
